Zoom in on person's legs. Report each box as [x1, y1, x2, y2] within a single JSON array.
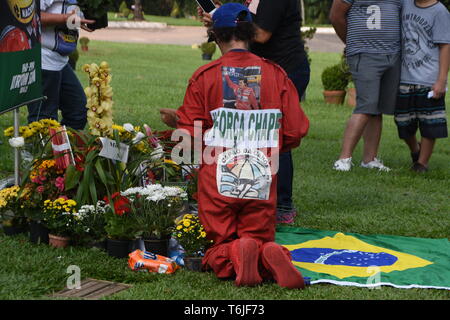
[[276, 58, 311, 222], [27, 69, 62, 123], [361, 115, 382, 163], [417, 137, 436, 167], [58, 64, 87, 130], [339, 113, 372, 160], [361, 53, 400, 165], [276, 151, 295, 222], [335, 54, 384, 169]]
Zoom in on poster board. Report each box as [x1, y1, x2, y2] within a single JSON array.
[[0, 0, 43, 114]]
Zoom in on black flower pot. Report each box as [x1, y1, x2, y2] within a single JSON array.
[[2, 224, 27, 236], [202, 53, 212, 60], [106, 239, 132, 259], [88, 240, 107, 251], [29, 220, 49, 244], [143, 238, 169, 257], [184, 256, 203, 272]]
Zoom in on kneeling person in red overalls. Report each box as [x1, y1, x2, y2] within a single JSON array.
[[174, 3, 309, 289]]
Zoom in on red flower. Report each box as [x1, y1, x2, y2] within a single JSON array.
[[104, 192, 130, 216]]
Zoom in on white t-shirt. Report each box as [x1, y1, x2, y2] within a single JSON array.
[[41, 0, 69, 71]]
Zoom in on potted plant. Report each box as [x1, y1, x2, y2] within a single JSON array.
[[0, 186, 27, 236], [79, 37, 90, 52], [20, 158, 70, 244], [43, 197, 78, 248], [72, 201, 108, 249], [173, 213, 212, 271], [199, 42, 216, 60], [104, 192, 138, 258], [321, 64, 350, 104], [123, 184, 187, 257]]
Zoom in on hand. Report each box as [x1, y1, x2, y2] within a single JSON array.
[[66, 10, 95, 32], [431, 80, 447, 99], [197, 6, 213, 28], [160, 108, 179, 128]]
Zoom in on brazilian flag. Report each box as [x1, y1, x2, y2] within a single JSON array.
[[276, 227, 450, 290]]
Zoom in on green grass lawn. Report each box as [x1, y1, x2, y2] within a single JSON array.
[[0, 41, 449, 300]]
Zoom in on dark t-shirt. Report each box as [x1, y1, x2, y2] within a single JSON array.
[[248, 0, 307, 74]]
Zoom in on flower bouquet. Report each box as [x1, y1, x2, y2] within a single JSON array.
[[122, 184, 187, 256], [72, 200, 108, 248], [0, 186, 27, 235], [173, 213, 211, 271], [103, 192, 138, 258], [43, 197, 78, 248]]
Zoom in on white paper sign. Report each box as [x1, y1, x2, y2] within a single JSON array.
[[99, 137, 129, 163]]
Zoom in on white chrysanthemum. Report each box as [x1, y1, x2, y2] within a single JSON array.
[[8, 137, 25, 148]]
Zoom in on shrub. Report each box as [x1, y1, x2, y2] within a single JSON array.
[[321, 64, 349, 91]]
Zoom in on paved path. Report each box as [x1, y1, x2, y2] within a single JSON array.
[[81, 26, 344, 53]]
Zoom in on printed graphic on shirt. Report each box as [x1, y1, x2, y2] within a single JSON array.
[[204, 107, 282, 149], [217, 148, 271, 200], [222, 66, 261, 110], [401, 17, 436, 71]]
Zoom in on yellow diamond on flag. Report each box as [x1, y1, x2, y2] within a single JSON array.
[[283, 233, 433, 279]]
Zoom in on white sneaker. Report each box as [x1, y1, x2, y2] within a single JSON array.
[[333, 157, 353, 171], [360, 158, 391, 172]]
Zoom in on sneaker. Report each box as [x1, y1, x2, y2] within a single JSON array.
[[411, 143, 421, 164], [276, 208, 296, 225], [360, 158, 391, 172], [261, 242, 305, 289], [333, 157, 353, 171], [411, 162, 428, 173], [230, 238, 263, 287]]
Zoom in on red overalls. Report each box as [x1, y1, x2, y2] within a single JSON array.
[[177, 50, 309, 283]]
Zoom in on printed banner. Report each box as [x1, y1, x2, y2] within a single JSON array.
[[205, 108, 281, 149], [276, 227, 450, 290], [0, 0, 42, 114]]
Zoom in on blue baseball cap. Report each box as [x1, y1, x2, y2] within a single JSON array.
[[212, 3, 252, 28]]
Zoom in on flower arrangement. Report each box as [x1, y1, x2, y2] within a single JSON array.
[[83, 61, 114, 136], [20, 159, 70, 221], [3, 119, 62, 158], [121, 184, 187, 239], [173, 213, 211, 257], [72, 200, 108, 243], [43, 197, 78, 237], [0, 186, 25, 227], [103, 192, 137, 240]]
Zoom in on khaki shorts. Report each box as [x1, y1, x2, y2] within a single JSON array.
[[347, 53, 401, 115]]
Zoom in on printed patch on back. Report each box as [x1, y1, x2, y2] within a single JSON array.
[[222, 66, 261, 110], [216, 148, 271, 200]]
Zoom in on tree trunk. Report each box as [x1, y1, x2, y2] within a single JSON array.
[[133, 0, 144, 21]]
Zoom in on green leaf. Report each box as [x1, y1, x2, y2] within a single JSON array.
[[65, 165, 82, 191]]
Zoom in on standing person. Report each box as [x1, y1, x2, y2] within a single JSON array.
[[199, 0, 311, 225], [27, 0, 94, 130], [174, 3, 309, 288], [330, 0, 402, 172], [394, 0, 450, 172]]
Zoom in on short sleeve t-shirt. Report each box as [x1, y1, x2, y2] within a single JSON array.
[[400, 0, 450, 86], [248, 0, 306, 74], [41, 0, 69, 71], [343, 0, 402, 56]]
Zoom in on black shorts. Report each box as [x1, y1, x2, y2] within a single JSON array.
[[394, 84, 448, 139]]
